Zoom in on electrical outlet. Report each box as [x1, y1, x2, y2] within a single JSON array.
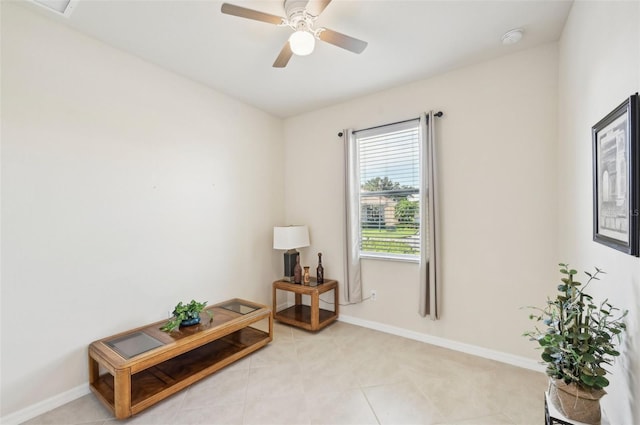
[[371, 289, 377, 301]]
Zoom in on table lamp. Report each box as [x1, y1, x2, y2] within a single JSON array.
[[273, 225, 310, 282]]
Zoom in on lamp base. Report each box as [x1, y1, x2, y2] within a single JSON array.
[[283, 250, 299, 282]]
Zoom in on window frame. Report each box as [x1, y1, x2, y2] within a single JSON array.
[[353, 119, 422, 262]]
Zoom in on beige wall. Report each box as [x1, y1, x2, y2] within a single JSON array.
[[557, 1, 640, 423], [1, 3, 283, 417], [283, 43, 559, 360]]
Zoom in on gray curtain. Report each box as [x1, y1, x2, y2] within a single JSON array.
[[343, 129, 363, 303], [419, 112, 441, 319]]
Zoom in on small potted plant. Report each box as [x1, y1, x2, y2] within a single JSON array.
[[524, 263, 627, 424], [161, 299, 213, 332]]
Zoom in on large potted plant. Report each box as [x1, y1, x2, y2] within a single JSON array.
[[524, 263, 627, 424]]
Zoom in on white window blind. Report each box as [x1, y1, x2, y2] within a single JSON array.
[[355, 119, 421, 259]]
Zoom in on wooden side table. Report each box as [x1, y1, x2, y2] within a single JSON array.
[[272, 278, 338, 331]]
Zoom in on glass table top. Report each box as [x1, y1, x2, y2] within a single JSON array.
[[106, 332, 165, 359], [103, 300, 262, 359], [219, 300, 259, 315]]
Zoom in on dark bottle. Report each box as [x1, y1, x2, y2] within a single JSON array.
[[316, 252, 324, 284], [293, 254, 302, 284]]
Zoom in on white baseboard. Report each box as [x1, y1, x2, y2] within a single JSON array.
[[0, 383, 90, 425], [338, 314, 544, 373], [277, 300, 290, 311]]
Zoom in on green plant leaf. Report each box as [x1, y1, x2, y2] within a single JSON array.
[[580, 374, 596, 386]]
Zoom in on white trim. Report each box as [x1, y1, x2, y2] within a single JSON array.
[[0, 383, 90, 425], [338, 314, 544, 373], [29, 0, 79, 17], [277, 300, 291, 311], [360, 253, 419, 263]]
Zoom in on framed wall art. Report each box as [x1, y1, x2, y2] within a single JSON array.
[[592, 93, 639, 256]]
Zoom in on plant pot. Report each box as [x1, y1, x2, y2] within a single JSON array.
[[180, 317, 201, 327], [548, 379, 606, 424]]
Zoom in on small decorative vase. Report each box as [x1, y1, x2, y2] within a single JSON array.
[[548, 379, 605, 424], [180, 316, 201, 327], [303, 266, 310, 285], [293, 255, 302, 284], [316, 252, 324, 284]]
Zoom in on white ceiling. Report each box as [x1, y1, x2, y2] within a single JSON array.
[[21, 0, 573, 118]]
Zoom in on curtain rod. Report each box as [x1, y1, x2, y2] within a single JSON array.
[[337, 111, 443, 137]]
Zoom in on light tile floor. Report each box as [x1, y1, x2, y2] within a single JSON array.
[[23, 322, 548, 425]]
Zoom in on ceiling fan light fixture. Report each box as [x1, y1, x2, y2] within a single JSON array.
[[289, 30, 315, 56], [220, 1, 368, 67]]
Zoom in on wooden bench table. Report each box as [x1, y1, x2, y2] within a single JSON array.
[[88, 298, 272, 419]]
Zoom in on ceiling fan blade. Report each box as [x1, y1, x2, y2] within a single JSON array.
[[221, 3, 284, 25], [318, 28, 367, 54], [273, 42, 294, 68], [306, 0, 332, 17]]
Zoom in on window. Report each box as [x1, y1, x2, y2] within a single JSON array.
[[355, 119, 421, 260], [344, 112, 440, 312]]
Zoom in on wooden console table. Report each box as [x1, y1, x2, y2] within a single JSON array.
[[88, 298, 272, 419], [272, 278, 338, 331]]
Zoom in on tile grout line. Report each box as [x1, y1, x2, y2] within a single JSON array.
[[240, 356, 253, 425], [360, 387, 382, 425]]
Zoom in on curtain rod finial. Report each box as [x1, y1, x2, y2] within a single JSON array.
[[434, 111, 443, 117], [338, 132, 344, 137]]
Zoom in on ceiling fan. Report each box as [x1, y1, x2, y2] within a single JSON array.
[[221, 0, 368, 68]]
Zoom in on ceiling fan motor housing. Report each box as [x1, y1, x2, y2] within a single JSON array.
[[284, 0, 310, 20]]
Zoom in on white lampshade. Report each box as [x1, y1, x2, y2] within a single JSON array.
[[289, 31, 315, 56], [273, 225, 310, 250]]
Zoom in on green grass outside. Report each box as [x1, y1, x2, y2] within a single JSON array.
[[361, 227, 419, 254], [362, 227, 417, 237]]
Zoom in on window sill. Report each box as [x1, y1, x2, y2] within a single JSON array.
[[360, 253, 420, 264]]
